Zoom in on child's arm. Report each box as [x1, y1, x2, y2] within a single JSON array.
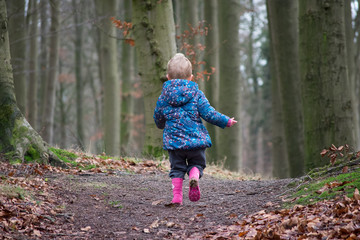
[[197, 91, 236, 128], [153, 97, 166, 129]]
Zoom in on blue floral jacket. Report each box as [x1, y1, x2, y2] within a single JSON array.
[[153, 79, 230, 150]]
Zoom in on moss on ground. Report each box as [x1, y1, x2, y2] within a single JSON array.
[[285, 163, 360, 207], [0, 184, 27, 199], [49, 147, 78, 166]]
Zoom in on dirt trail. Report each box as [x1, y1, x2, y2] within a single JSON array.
[[47, 172, 293, 239]]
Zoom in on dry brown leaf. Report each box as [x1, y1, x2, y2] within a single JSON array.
[[316, 184, 329, 194], [33, 229, 42, 237], [166, 222, 175, 228], [151, 199, 165, 206], [354, 188, 360, 200], [228, 213, 238, 218], [81, 226, 91, 231], [320, 149, 328, 157], [150, 220, 159, 229], [264, 201, 273, 208]]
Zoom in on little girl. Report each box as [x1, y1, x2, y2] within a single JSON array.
[[154, 53, 237, 205]]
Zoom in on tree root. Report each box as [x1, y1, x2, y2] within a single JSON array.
[[9, 117, 67, 168]]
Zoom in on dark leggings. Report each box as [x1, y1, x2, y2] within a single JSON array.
[[168, 148, 206, 179]]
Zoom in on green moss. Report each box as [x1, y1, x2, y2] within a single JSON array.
[[0, 105, 15, 152], [98, 154, 120, 161], [80, 164, 97, 170], [24, 145, 41, 162], [9, 158, 21, 165], [49, 147, 78, 166], [108, 200, 123, 209], [286, 168, 360, 207], [50, 147, 78, 161], [0, 184, 27, 199]]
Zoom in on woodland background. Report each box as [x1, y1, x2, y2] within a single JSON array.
[[4, 0, 360, 179]]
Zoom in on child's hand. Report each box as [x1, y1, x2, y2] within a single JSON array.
[[227, 117, 237, 127]]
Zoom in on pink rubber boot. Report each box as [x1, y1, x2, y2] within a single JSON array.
[[189, 167, 201, 202], [171, 178, 183, 205]]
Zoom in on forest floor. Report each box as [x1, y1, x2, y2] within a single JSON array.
[[1, 151, 360, 239]]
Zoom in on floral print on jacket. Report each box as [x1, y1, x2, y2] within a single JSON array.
[[154, 79, 230, 150]]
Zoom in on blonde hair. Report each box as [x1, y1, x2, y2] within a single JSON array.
[[167, 53, 192, 79]]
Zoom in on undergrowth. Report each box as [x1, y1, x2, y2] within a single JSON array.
[[285, 144, 360, 208]]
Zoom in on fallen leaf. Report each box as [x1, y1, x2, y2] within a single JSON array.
[[151, 199, 164, 206], [316, 184, 329, 194], [166, 222, 175, 228], [33, 229, 42, 237], [354, 188, 360, 200], [81, 226, 91, 231], [238, 231, 248, 237], [228, 213, 238, 218], [150, 220, 159, 229], [143, 228, 150, 233], [132, 226, 140, 231]]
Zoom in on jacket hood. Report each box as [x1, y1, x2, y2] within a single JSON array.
[[162, 79, 198, 107]]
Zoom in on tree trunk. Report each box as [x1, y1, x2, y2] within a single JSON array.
[[0, 0, 64, 167], [173, 0, 181, 50], [57, 60, 66, 148], [244, 0, 261, 174], [38, 0, 48, 130], [7, 0, 27, 115], [73, 0, 85, 150], [203, 0, 219, 164], [218, 0, 242, 171], [267, 0, 304, 177], [356, 0, 360, 126], [95, 0, 121, 156], [299, 0, 355, 170], [27, 0, 39, 130], [41, 0, 60, 145], [120, 0, 135, 155], [267, 3, 289, 178], [181, 0, 203, 89], [132, 0, 176, 156], [344, 0, 359, 149]]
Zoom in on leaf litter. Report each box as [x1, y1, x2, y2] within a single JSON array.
[[0, 151, 360, 239]]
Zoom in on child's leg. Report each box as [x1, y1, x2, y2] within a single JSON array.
[[186, 148, 206, 202], [168, 150, 187, 179], [168, 150, 187, 204], [186, 148, 206, 179]]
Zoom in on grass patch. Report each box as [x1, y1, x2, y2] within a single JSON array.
[[108, 200, 123, 208], [50, 147, 79, 163], [81, 164, 97, 170], [285, 166, 360, 207], [0, 184, 28, 199], [205, 163, 264, 180], [50, 147, 78, 165]]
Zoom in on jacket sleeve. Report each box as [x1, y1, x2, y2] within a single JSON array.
[[197, 91, 230, 129], [153, 96, 166, 129]]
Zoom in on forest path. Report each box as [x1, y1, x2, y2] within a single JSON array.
[[50, 172, 293, 239]]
